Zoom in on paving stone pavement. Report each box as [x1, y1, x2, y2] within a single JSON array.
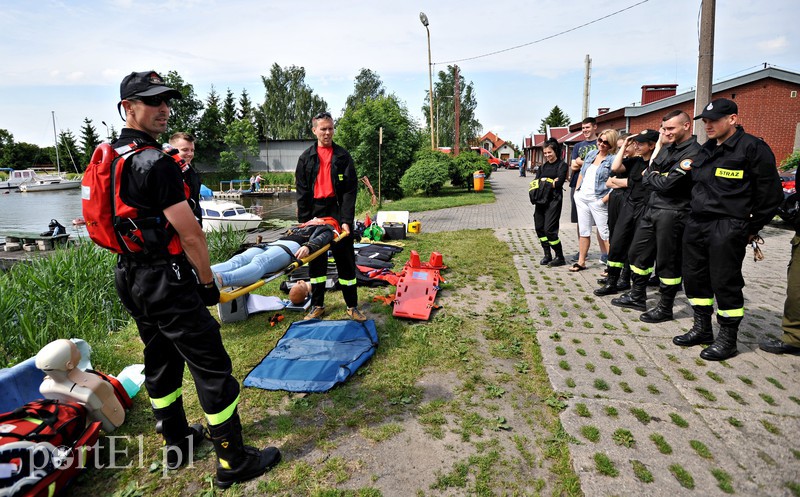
[[417, 168, 800, 497]]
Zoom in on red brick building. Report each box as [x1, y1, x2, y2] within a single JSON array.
[[565, 66, 800, 163]]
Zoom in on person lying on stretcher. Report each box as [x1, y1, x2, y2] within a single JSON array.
[[211, 217, 341, 301]]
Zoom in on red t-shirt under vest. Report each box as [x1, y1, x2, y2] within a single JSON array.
[[313, 146, 335, 198]]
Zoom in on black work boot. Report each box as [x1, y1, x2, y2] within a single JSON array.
[[611, 273, 648, 311], [594, 266, 621, 296], [539, 242, 553, 265], [640, 284, 679, 323], [209, 411, 281, 489], [700, 322, 739, 361], [548, 242, 566, 267], [616, 264, 631, 291], [153, 399, 207, 470], [673, 306, 714, 346]]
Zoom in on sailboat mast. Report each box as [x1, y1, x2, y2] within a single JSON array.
[[51, 110, 61, 174]]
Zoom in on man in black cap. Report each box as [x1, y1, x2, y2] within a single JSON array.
[[113, 71, 280, 487], [612, 111, 699, 324], [674, 98, 782, 360], [595, 129, 658, 295]]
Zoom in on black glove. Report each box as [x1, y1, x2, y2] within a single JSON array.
[[198, 281, 220, 306]]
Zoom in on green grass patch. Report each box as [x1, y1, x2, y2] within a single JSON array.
[[558, 360, 571, 371], [706, 371, 724, 383], [581, 425, 601, 443], [669, 464, 695, 489], [610, 365, 622, 375], [576, 348, 587, 356], [650, 433, 673, 454], [555, 346, 566, 356], [670, 413, 689, 428], [760, 393, 778, 406], [361, 423, 405, 442], [630, 407, 651, 424], [575, 403, 591, 418], [585, 363, 596, 372], [738, 375, 754, 386], [711, 468, 735, 494], [647, 384, 660, 395], [766, 377, 785, 390], [727, 390, 748, 405], [593, 379, 609, 391], [631, 460, 654, 483], [634, 367, 647, 377], [619, 382, 633, 393], [727, 417, 744, 428], [600, 350, 613, 359], [689, 440, 713, 459], [612, 428, 635, 448], [565, 378, 576, 388], [678, 368, 696, 381], [696, 387, 717, 402], [593, 453, 618, 477], [761, 419, 781, 435], [604, 406, 618, 417]]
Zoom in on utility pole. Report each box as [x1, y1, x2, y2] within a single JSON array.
[[582, 55, 592, 120], [694, 0, 716, 144], [454, 65, 461, 155]]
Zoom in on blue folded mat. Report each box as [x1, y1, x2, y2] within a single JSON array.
[[244, 319, 378, 392]]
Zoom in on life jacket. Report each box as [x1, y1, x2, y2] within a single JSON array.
[[81, 142, 190, 255], [299, 217, 341, 234], [0, 399, 102, 497]]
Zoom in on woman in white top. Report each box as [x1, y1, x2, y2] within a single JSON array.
[[570, 129, 619, 271]]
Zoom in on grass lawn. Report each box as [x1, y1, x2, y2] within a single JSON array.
[[67, 228, 580, 496]]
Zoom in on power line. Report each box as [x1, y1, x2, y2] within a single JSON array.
[[435, 0, 650, 65]]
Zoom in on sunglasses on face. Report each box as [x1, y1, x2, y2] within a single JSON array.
[[314, 111, 332, 120], [130, 95, 173, 107], [597, 138, 610, 145]]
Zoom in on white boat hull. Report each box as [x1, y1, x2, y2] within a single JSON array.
[[200, 199, 262, 232], [19, 178, 82, 192]]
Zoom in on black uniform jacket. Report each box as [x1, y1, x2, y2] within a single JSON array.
[[689, 126, 783, 236], [643, 136, 701, 210], [295, 142, 358, 228]]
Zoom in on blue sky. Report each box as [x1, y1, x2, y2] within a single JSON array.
[[0, 0, 798, 151]]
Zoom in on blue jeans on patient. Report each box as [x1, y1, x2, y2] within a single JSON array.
[[211, 241, 301, 287]]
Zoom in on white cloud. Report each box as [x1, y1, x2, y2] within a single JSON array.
[[757, 36, 788, 52]]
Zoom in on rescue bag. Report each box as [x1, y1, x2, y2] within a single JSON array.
[[0, 400, 102, 497], [81, 142, 187, 255], [528, 178, 555, 205]]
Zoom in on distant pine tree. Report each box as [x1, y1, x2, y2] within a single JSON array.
[[538, 106, 571, 133]]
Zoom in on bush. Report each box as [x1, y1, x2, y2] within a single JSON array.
[[400, 153, 450, 196], [780, 150, 800, 172], [451, 151, 487, 188]]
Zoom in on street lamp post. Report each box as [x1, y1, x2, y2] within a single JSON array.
[[101, 121, 110, 142], [420, 12, 435, 150]]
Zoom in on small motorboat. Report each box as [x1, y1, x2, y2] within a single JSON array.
[[200, 199, 262, 232]]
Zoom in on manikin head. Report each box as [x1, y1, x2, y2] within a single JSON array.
[[35, 339, 81, 376], [289, 280, 310, 305]]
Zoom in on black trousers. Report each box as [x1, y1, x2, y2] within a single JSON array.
[[308, 234, 357, 308], [533, 197, 563, 243], [628, 207, 687, 285], [682, 217, 748, 325], [607, 201, 645, 268], [114, 256, 239, 422], [607, 189, 626, 240]]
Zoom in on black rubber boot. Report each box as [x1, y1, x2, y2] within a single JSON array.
[[594, 266, 621, 296], [539, 242, 553, 265], [700, 324, 739, 361], [616, 264, 631, 291], [611, 273, 648, 311], [209, 411, 281, 489], [673, 306, 714, 346], [154, 399, 207, 470], [640, 284, 679, 323], [548, 242, 566, 267]]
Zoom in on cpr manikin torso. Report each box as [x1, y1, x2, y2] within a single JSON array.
[[35, 339, 125, 432]]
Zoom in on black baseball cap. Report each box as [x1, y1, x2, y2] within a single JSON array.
[[693, 98, 738, 120], [630, 129, 660, 143], [120, 71, 182, 101]]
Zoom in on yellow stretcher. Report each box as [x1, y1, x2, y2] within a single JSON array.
[[219, 232, 348, 304]]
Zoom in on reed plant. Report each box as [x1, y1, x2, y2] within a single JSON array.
[[0, 241, 128, 368]]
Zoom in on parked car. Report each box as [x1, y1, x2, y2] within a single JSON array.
[[506, 158, 520, 169], [781, 169, 796, 198]]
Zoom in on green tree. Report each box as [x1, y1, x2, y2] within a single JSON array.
[[196, 86, 225, 166], [54, 130, 81, 173], [238, 89, 254, 121], [0, 129, 15, 168], [162, 70, 203, 140], [335, 95, 420, 200], [219, 119, 259, 179], [400, 151, 449, 196], [343, 68, 385, 114], [422, 66, 482, 149], [78, 118, 101, 169], [222, 89, 237, 127], [2, 140, 42, 170], [538, 106, 571, 133], [260, 63, 327, 140]]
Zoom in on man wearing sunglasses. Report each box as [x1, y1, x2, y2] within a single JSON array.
[[113, 71, 280, 488], [295, 111, 366, 322]]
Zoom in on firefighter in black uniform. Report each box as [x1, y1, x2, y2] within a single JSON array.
[[595, 130, 658, 295], [530, 138, 568, 267], [612, 111, 700, 323], [295, 111, 366, 322], [112, 71, 279, 488], [674, 98, 783, 360]]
